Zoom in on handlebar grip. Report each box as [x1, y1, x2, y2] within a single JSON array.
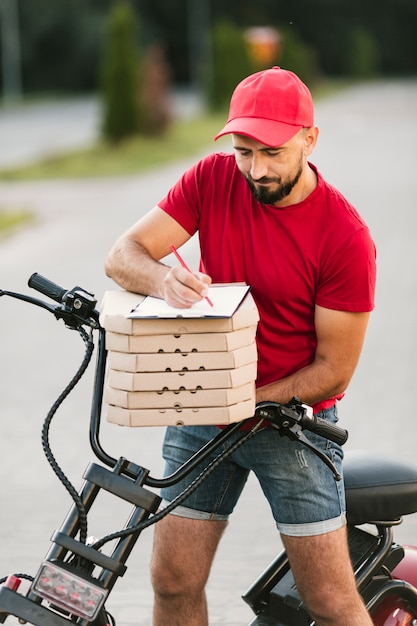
[[307, 416, 348, 446], [28, 273, 67, 303]]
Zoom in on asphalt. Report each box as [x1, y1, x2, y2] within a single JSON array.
[[1, 79, 417, 625], [0, 90, 203, 169]]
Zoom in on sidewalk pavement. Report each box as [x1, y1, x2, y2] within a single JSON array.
[[0, 90, 203, 169], [1, 79, 417, 625]]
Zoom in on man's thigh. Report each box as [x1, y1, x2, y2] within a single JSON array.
[[160, 425, 250, 519], [232, 405, 346, 535]]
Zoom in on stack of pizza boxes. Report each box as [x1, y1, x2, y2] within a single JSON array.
[[99, 286, 259, 427]]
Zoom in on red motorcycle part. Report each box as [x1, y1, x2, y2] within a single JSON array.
[[371, 596, 415, 625], [371, 546, 417, 625], [392, 546, 417, 589]]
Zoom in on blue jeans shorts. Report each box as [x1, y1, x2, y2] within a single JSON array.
[[160, 405, 346, 537]]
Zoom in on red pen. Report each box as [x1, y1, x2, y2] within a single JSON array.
[[170, 245, 214, 307]]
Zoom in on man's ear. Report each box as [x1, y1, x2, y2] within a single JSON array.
[[303, 126, 319, 156]]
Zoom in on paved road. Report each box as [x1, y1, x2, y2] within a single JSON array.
[[0, 97, 100, 169], [0, 91, 203, 169], [1, 79, 417, 625]]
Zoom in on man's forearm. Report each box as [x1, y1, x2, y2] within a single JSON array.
[[255, 360, 348, 408], [105, 238, 169, 297]]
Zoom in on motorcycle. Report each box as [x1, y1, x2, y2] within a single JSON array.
[[1, 274, 417, 626], [244, 448, 417, 625]]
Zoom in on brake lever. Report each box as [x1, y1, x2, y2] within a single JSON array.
[[255, 401, 342, 481], [272, 421, 342, 481], [0, 290, 58, 315], [1, 287, 100, 330]]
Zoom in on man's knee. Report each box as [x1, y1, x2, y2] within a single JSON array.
[[282, 529, 369, 623], [151, 555, 191, 598], [150, 546, 205, 598], [304, 586, 370, 625], [150, 514, 226, 598], [301, 579, 356, 621]]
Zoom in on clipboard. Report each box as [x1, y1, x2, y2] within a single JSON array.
[[128, 284, 251, 319]]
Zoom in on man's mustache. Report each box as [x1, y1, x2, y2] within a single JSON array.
[[248, 174, 281, 185]]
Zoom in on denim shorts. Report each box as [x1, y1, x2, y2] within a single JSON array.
[[160, 405, 346, 536]]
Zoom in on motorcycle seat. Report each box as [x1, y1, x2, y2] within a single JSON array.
[[344, 450, 417, 526]]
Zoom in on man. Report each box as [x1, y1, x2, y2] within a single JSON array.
[[105, 67, 376, 625]]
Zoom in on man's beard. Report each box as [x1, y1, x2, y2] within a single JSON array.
[[245, 162, 303, 205]]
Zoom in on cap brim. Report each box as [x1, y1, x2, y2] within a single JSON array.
[[214, 117, 303, 147]]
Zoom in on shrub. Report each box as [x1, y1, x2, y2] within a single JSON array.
[[346, 26, 381, 78], [140, 43, 172, 136], [100, 1, 143, 142], [279, 27, 319, 87], [206, 21, 254, 111]]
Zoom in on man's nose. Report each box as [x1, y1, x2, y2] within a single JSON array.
[[250, 154, 268, 180]]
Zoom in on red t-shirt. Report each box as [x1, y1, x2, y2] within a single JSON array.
[[159, 153, 376, 412]]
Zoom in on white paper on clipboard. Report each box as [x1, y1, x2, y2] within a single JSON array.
[[128, 284, 250, 319]]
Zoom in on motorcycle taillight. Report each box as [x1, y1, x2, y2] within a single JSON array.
[[31, 560, 107, 621]]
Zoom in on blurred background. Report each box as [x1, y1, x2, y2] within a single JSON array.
[[1, 0, 416, 142], [1, 4, 417, 625]]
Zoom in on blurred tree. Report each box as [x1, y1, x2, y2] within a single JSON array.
[[207, 20, 254, 110], [370, 0, 417, 75], [17, 0, 109, 92], [141, 42, 172, 135], [279, 26, 319, 86], [138, 0, 189, 83], [347, 26, 380, 78], [100, 0, 143, 142]]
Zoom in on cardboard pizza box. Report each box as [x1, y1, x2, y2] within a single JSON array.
[[102, 286, 259, 427], [106, 398, 256, 427], [107, 343, 257, 373], [104, 382, 255, 410], [105, 325, 257, 354], [107, 362, 257, 392]]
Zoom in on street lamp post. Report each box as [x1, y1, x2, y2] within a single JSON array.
[[0, 0, 23, 104]]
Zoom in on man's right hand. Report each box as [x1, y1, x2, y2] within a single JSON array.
[[162, 266, 212, 309]]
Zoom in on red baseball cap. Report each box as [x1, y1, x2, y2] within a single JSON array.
[[214, 66, 314, 147]]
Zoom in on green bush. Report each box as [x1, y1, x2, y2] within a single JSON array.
[[346, 26, 381, 78], [206, 21, 254, 111], [100, 1, 143, 142], [279, 27, 319, 87]]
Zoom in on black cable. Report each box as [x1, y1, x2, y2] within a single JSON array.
[[0, 573, 34, 584], [40, 326, 95, 545], [92, 420, 266, 551]]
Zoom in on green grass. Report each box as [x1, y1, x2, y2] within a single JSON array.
[[0, 208, 35, 237], [0, 110, 228, 181]]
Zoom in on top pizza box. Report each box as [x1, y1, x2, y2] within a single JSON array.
[[99, 286, 259, 336]]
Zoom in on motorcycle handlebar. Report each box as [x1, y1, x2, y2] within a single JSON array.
[[28, 272, 68, 303], [28, 273, 99, 327], [254, 400, 348, 446], [307, 414, 348, 446]]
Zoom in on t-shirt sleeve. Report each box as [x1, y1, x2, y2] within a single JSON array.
[[158, 157, 212, 235], [316, 226, 376, 312]]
